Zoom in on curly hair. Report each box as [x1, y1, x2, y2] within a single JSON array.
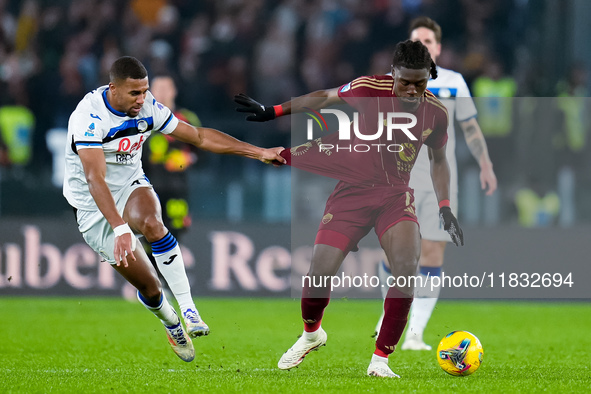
[[391, 39, 437, 80]]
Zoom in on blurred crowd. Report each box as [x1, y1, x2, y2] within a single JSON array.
[[0, 0, 527, 156], [0, 0, 589, 224]]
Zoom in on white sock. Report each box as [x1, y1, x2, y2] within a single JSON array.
[[137, 292, 180, 327], [405, 273, 441, 341], [151, 233, 196, 315], [405, 298, 437, 341], [371, 354, 388, 364], [302, 328, 321, 341]]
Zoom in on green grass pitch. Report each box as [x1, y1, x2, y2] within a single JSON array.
[[1, 298, 589, 393]]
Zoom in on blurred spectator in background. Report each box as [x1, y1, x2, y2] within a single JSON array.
[[510, 63, 590, 228], [510, 60, 589, 228], [553, 62, 590, 226], [511, 94, 561, 228], [144, 74, 200, 238], [0, 0, 526, 143], [555, 61, 589, 160], [0, 0, 38, 173], [472, 57, 517, 138], [0, 104, 34, 168], [514, 186, 560, 228], [471, 56, 517, 223]]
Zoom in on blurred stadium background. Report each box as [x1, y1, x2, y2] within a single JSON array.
[[0, 0, 590, 298]]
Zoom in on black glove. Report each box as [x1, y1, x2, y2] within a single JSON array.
[[234, 93, 276, 122], [439, 206, 464, 246]]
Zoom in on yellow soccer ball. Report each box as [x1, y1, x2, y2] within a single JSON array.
[[436, 331, 484, 376]]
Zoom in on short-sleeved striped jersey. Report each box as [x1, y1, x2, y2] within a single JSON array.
[[63, 86, 179, 210]]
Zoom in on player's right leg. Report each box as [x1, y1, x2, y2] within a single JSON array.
[[112, 246, 195, 362], [368, 220, 420, 378], [278, 243, 345, 370], [125, 186, 209, 338], [375, 250, 441, 350]]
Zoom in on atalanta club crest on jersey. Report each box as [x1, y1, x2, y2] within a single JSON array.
[[137, 119, 149, 133]]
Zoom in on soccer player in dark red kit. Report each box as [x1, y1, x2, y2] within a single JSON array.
[[235, 40, 464, 378]]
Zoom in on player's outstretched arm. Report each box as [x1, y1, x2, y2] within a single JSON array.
[[170, 121, 286, 165], [429, 145, 464, 246], [459, 117, 497, 195], [234, 88, 343, 121], [78, 148, 137, 266]]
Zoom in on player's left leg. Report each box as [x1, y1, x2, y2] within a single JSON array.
[[112, 246, 195, 362], [124, 187, 209, 338], [368, 220, 420, 378]]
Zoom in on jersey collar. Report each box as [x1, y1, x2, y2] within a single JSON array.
[[102, 88, 127, 117]]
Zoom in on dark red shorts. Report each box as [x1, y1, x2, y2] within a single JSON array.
[[315, 182, 418, 254]]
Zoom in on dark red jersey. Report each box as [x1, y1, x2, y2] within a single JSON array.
[[282, 75, 449, 187]]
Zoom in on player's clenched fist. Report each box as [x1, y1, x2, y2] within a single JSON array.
[[234, 93, 276, 122], [259, 147, 286, 166], [439, 206, 464, 246]]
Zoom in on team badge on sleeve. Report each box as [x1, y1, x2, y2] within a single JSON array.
[[340, 83, 351, 93]]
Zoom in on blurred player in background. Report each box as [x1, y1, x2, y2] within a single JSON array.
[[63, 56, 285, 362], [235, 40, 464, 378], [374, 17, 497, 350]]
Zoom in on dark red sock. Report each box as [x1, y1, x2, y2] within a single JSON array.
[[301, 279, 331, 332], [375, 287, 413, 355]]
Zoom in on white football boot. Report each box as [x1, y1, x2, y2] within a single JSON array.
[[183, 309, 210, 338], [165, 322, 195, 362], [278, 328, 327, 370], [367, 359, 400, 378]]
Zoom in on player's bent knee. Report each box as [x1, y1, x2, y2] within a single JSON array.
[[138, 216, 168, 242], [139, 291, 162, 307], [137, 282, 162, 302]]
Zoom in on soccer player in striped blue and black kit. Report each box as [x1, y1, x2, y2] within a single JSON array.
[[64, 56, 285, 363]]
